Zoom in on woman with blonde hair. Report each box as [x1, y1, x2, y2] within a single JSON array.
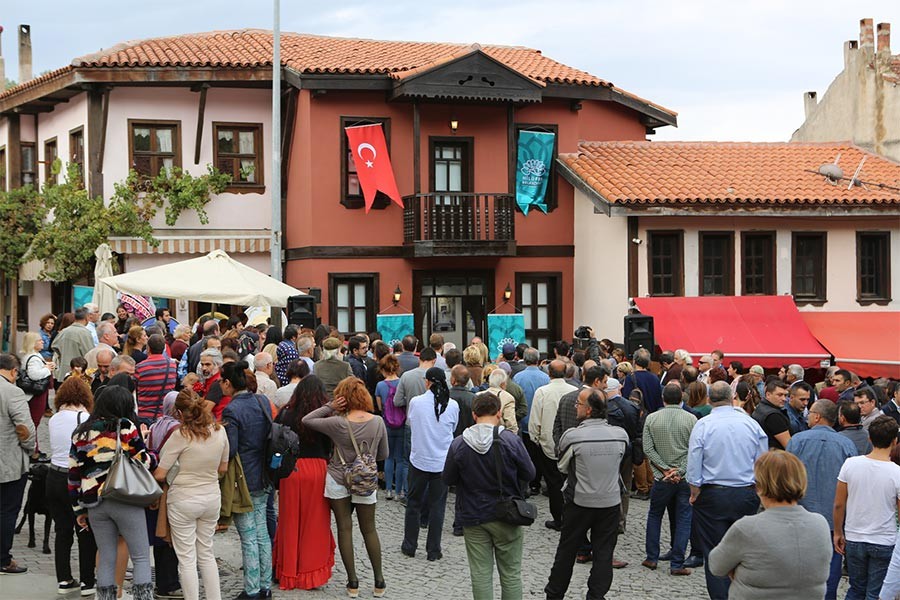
[[20, 331, 54, 455], [303, 377, 389, 598], [122, 325, 148, 364], [709, 450, 831, 599], [463, 346, 484, 388], [154, 388, 229, 600]]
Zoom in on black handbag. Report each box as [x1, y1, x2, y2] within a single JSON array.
[[17, 356, 51, 395], [491, 426, 537, 526]]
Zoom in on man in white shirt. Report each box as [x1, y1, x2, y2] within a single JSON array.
[[697, 355, 713, 384], [528, 360, 577, 530], [253, 352, 278, 402], [84, 322, 119, 370], [82, 303, 100, 346], [834, 415, 900, 600]]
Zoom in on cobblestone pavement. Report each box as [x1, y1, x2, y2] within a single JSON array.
[[9, 417, 848, 600]]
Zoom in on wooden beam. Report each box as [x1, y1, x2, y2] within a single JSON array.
[[193, 85, 208, 165], [7, 114, 21, 188], [627, 216, 638, 298], [87, 87, 107, 198], [413, 101, 420, 195], [281, 87, 297, 256], [507, 103, 515, 194]]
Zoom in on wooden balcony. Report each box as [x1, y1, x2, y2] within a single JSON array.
[[402, 193, 516, 257]]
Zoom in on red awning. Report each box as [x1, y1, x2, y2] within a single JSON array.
[[800, 312, 900, 380], [632, 296, 830, 369]]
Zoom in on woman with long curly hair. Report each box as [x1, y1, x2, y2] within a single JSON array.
[[273, 375, 335, 590], [303, 376, 388, 598], [736, 380, 761, 416], [153, 389, 228, 600]]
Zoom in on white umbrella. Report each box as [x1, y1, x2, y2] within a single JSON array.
[[92, 243, 118, 315], [99, 249, 306, 308]]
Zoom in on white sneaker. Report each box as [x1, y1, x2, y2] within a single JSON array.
[[79, 582, 95, 596]]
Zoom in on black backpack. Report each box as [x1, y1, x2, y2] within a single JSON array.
[[255, 396, 301, 486]]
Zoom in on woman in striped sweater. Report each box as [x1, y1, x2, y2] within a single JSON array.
[[69, 386, 158, 600]]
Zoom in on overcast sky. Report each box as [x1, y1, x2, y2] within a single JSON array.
[[3, 0, 898, 141]]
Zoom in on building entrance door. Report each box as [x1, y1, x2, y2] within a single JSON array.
[[414, 271, 492, 351]]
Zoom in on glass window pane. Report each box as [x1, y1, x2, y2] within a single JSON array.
[[435, 282, 466, 296], [522, 307, 532, 328], [435, 165, 447, 191], [238, 131, 254, 154], [240, 159, 256, 183], [337, 308, 349, 332], [537, 283, 548, 305], [133, 128, 151, 152], [354, 284, 366, 307], [347, 148, 357, 174], [449, 163, 462, 191], [336, 284, 349, 307], [217, 158, 234, 178], [521, 284, 532, 305], [161, 158, 174, 174], [217, 130, 234, 154], [156, 129, 173, 153], [355, 309, 367, 331], [537, 307, 548, 329], [537, 337, 549, 353], [442, 147, 455, 159], [348, 173, 360, 196], [133, 155, 151, 176]]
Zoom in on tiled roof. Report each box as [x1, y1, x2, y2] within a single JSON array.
[[0, 30, 675, 117], [559, 141, 900, 207], [0, 65, 73, 99]]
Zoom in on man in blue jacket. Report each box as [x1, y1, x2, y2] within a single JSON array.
[[443, 392, 535, 600]]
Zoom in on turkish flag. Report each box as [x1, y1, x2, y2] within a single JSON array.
[[345, 124, 404, 213]]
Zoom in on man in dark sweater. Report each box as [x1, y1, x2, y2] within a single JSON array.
[[752, 380, 792, 450], [621, 349, 663, 414]]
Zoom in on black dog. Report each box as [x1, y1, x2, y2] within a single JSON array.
[[14, 462, 52, 554]]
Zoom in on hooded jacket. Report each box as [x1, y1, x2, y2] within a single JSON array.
[[442, 423, 536, 527]]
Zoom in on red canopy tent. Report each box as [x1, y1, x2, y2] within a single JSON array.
[[632, 296, 830, 369], [800, 312, 900, 380]]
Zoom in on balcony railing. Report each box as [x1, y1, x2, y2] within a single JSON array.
[[402, 193, 516, 257]]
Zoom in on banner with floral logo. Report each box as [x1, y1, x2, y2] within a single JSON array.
[[377, 313, 415, 347], [515, 130, 555, 215], [487, 314, 525, 360]]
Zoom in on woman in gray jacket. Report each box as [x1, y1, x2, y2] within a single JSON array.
[[708, 450, 831, 600]]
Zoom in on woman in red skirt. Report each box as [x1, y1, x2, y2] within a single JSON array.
[[273, 374, 335, 589]]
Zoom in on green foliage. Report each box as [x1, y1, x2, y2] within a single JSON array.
[[0, 185, 47, 278], [113, 166, 231, 226]]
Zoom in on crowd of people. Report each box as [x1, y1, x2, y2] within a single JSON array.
[[0, 306, 899, 600]]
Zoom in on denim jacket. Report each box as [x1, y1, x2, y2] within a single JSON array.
[[223, 391, 272, 492]]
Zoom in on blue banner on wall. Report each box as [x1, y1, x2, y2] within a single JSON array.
[[73, 285, 94, 311], [376, 313, 415, 347], [515, 130, 555, 215], [487, 314, 526, 359]]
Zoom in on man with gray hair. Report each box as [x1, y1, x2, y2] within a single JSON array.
[[50, 307, 95, 382], [197, 348, 225, 410], [253, 352, 278, 401], [515, 347, 550, 496], [787, 400, 858, 599], [82, 303, 100, 346], [84, 321, 119, 370], [687, 381, 768, 599], [108, 355, 136, 378], [696, 355, 713, 384], [297, 336, 315, 371], [785, 364, 805, 387]]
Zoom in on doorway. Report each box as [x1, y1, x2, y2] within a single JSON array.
[[414, 271, 492, 350]]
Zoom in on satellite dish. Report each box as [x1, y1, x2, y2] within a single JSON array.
[[818, 163, 843, 182]]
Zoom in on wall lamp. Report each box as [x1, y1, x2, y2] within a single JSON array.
[[503, 283, 512, 303], [449, 119, 459, 133], [631, 237, 643, 245], [393, 285, 402, 305]]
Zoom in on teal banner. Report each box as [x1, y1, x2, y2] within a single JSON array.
[[377, 313, 415, 347], [487, 314, 525, 360], [73, 285, 94, 311], [515, 130, 555, 215]]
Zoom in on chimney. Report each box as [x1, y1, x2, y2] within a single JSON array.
[[0, 26, 5, 88], [804, 91, 818, 119], [877, 22, 891, 55], [843, 39, 858, 67], [18, 24, 32, 83], [859, 18, 875, 51]]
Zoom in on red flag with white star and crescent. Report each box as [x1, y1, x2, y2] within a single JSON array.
[[344, 124, 404, 213]]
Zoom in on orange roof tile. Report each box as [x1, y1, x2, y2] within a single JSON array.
[[0, 30, 675, 117], [559, 141, 900, 207]]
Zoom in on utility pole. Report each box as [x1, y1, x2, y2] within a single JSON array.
[[270, 0, 283, 331]]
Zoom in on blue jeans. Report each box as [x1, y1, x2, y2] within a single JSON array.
[[385, 426, 408, 496], [645, 478, 691, 569], [234, 490, 272, 596], [846, 540, 894, 600], [825, 531, 843, 600]]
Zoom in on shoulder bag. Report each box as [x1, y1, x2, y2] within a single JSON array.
[[17, 355, 51, 395], [491, 426, 537, 526], [334, 418, 378, 496], [101, 420, 163, 507]]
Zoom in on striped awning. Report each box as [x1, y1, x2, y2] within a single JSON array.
[[108, 230, 271, 255]]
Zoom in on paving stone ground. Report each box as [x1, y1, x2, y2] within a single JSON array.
[[4, 416, 849, 600]]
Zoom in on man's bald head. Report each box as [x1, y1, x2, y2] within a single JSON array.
[[548, 359, 567, 379]]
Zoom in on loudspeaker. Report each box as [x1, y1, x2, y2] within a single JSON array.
[[624, 314, 654, 358], [288, 295, 319, 329]]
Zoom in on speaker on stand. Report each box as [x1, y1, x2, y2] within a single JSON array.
[[624, 314, 655, 359], [288, 295, 319, 329]]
